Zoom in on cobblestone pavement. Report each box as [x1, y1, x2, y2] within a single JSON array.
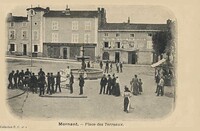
[[6, 57, 175, 120]]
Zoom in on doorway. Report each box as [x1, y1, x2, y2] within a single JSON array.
[[115, 52, 120, 63], [63, 48, 68, 59], [23, 44, 27, 55], [128, 52, 137, 64]]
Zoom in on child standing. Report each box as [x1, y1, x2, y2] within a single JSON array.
[[138, 78, 143, 95]]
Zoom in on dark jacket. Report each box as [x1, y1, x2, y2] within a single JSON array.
[[100, 77, 107, 86], [70, 74, 74, 84], [79, 77, 85, 87]]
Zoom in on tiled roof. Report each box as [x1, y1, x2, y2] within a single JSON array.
[[43, 10, 98, 18], [26, 7, 47, 12], [7, 16, 28, 22], [99, 23, 167, 31]]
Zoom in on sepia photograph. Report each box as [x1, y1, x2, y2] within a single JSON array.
[[5, 4, 176, 120], [1, 0, 200, 130]]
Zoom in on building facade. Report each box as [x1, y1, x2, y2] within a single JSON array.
[[7, 6, 106, 60], [98, 21, 168, 64], [7, 6, 170, 65]]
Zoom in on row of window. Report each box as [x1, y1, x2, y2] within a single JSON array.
[[9, 22, 27, 27], [9, 29, 39, 40], [103, 41, 153, 49], [9, 44, 38, 52], [52, 33, 91, 43], [104, 33, 152, 37], [52, 21, 91, 31]]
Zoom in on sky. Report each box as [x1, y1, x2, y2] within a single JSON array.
[[10, 4, 176, 24]]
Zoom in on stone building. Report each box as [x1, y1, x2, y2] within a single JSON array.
[[6, 6, 106, 60], [98, 18, 168, 64]]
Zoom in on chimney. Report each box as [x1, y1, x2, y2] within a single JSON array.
[[128, 17, 130, 23], [167, 19, 172, 24], [64, 5, 70, 15], [98, 7, 100, 12], [46, 7, 50, 12]]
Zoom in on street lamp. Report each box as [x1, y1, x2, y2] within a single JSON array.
[[28, 6, 35, 68]]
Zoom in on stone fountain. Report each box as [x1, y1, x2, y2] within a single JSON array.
[[71, 45, 103, 79]]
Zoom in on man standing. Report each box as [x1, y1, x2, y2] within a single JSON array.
[[55, 72, 61, 93], [99, 74, 107, 94], [116, 62, 120, 73], [30, 73, 38, 93], [157, 76, 165, 96], [51, 73, 55, 94], [38, 68, 45, 77], [79, 74, 85, 95], [46, 73, 52, 95], [8, 70, 14, 89], [106, 74, 112, 95], [100, 61, 103, 69], [18, 70, 24, 87], [13, 70, 19, 88], [24, 68, 31, 87], [120, 61, 123, 73], [105, 61, 109, 73], [38, 73, 45, 96], [69, 72, 74, 94]]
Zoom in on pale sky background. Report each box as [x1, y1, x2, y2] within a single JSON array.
[[10, 4, 176, 24]]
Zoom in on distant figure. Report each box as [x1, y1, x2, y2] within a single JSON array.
[[38, 73, 45, 96], [51, 73, 55, 94], [110, 63, 112, 72], [87, 61, 91, 68], [123, 86, 132, 113], [18, 70, 24, 87], [99, 74, 107, 94], [116, 62, 120, 73], [55, 72, 61, 93], [46, 73, 52, 95], [115, 76, 121, 96], [104, 61, 109, 73], [69, 72, 74, 94], [138, 78, 143, 95], [106, 74, 112, 95], [155, 74, 160, 93], [30, 73, 38, 94], [120, 62, 123, 73], [79, 74, 85, 95], [38, 68, 45, 78], [24, 68, 31, 87], [100, 61, 103, 69], [8, 70, 14, 89], [13, 70, 19, 88], [157, 76, 165, 96], [111, 73, 116, 95], [130, 75, 139, 95]]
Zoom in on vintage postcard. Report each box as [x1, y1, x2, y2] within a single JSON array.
[[0, 0, 199, 130]]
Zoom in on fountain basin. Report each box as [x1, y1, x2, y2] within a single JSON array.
[[71, 68, 103, 79]]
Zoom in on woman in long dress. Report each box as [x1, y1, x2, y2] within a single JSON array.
[[124, 86, 132, 113], [130, 75, 139, 95], [115, 76, 121, 96]]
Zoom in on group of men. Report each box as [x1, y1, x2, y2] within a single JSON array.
[[100, 61, 123, 74], [99, 73, 121, 96], [7, 67, 88, 96]]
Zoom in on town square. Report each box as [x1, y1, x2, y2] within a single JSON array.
[[6, 5, 176, 120]]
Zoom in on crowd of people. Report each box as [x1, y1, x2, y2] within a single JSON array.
[[99, 73, 121, 96], [7, 68, 87, 96], [99, 61, 123, 73], [7, 61, 167, 114]]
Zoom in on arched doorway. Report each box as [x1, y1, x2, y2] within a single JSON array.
[[102, 52, 109, 60]]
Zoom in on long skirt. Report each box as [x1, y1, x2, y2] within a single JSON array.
[[124, 97, 130, 112], [133, 84, 139, 95], [115, 83, 121, 96]]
